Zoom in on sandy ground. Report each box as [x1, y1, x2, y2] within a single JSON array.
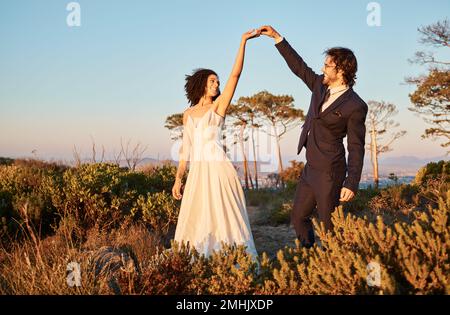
[[246, 206, 297, 258]]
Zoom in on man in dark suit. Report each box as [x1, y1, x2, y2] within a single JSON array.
[[259, 25, 368, 248]]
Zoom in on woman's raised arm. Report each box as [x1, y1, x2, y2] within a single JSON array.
[[215, 29, 260, 117]]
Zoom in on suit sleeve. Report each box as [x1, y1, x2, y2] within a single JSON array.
[[275, 38, 320, 91], [343, 104, 368, 193]]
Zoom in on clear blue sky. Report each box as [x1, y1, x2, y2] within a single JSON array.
[[0, 0, 449, 163]]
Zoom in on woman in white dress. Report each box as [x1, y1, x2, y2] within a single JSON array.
[[171, 29, 260, 259]]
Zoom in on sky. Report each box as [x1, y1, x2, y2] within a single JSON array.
[[0, 0, 449, 164]]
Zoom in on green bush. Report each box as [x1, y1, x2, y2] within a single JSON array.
[[268, 202, 292, 225], [0, 157, 14, 166], [0, 160, 180, 241], [245, 188, 274, 207], [131, 191, 179, 235], [415, 160, 450, 185], [142, 163, 179, 194], [57, 163, 136, 230], [0, 162, 65, 237]]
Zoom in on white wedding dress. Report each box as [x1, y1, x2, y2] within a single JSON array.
[[174, 106, 258, 259]]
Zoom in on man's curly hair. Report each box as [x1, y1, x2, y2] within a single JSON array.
[[324, 47, 358, 87], [184, 68, 221, 106]]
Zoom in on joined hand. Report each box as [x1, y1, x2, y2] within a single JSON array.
[[257, 25, 282, 42], [242, 29, 261, 41]]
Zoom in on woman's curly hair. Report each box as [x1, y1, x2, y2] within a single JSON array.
[[184, 68, 221, 106], [324, 47, 358, 87]]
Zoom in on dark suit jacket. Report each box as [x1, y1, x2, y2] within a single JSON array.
[[275, 38, 368, 193]]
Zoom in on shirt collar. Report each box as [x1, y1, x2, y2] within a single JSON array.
[[328, 84, 349, 95]]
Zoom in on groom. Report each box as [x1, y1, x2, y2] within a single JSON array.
[[259, 26, 368, 248]]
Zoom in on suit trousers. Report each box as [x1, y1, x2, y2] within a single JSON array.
[[291, 162, 346, 247]]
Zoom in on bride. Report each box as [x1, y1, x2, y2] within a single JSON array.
[[171, 29, 260, 259]]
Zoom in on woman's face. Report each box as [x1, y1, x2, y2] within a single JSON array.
[[204, 74, 220, 98]]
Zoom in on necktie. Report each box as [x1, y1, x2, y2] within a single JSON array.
[[319, 89, 331, 112], [324, 88, 331, 103]]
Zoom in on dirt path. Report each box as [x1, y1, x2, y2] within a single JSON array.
[[247, 206, 297, 258]]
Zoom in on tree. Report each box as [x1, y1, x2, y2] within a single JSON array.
[[120, 138, 148, 171], [164, 113, 184, 140], [408, 70, 450, 147], [230, 97, 261, 190], [247, 105, 262, 190], [407, 18, 450, 149], [279, 160, 305, 191], [366, 101, 406, 189], [238, 91, 304, 178], [227, 104, 253, 190]]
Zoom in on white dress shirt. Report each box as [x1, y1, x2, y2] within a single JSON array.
[[321, 85, 349, 112]]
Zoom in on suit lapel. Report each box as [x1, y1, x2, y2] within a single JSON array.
[[319, 88, 353, 117], [314, 85, 329, 117]]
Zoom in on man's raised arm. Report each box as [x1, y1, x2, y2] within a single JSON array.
[[259, 25, 320, 91]]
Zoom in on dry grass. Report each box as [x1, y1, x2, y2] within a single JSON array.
[[0, 203, 162, 294]]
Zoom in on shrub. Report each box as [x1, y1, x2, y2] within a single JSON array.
[[367, 184, 419, 221], [0, 157, 14, 166], [117, 241, 207, 295], [116, 241, 261, 295], [415, 160, 450, 185], [258, 194, 449, 295], [141, 162, 179, 194], [245, 188, 274, 207], [344, 186, 380, 214], [131, 192, 179, 236], [268, 202, 292, 225], [0, 160, 180, 242], [279, 160, 304, 192], [0, 162, 65, 238], [202, 243, 260, 294], [1, 158, 449, 295], [58, 163, 135, 231]]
